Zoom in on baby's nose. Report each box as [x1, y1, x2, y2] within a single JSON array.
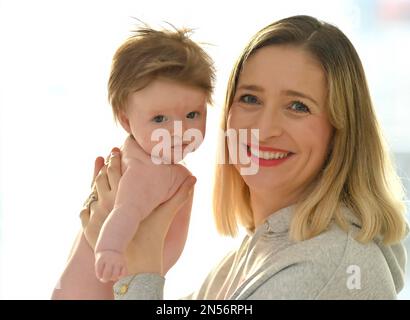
[[169, 120, 185, 140], [172, 135, 183, 147]]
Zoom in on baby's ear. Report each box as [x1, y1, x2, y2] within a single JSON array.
[[117, 110, 131, 134]]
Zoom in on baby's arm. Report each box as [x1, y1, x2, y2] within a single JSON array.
[[94, 161, 171, 282]]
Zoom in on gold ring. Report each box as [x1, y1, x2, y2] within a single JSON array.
[[83, 191, 98, 210]]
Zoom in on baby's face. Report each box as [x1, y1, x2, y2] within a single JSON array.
[[121, 78, 208, 163]]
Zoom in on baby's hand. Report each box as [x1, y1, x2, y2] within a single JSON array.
[[95, 250, 128, 283]]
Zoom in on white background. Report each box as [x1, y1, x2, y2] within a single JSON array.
[[1, 0, 409, 299]]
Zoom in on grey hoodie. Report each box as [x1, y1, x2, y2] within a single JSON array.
[[113, 205, 408, 300]]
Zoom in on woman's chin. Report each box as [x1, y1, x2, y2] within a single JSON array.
[[241, 171, 286, 191]]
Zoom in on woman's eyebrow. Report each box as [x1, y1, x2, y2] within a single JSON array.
[[237, 85, 320, 107], [282, 89, 319, 107], [236, 84, 265, 92]]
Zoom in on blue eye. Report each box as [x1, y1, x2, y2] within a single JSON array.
[[152, 115, 168, 123], [289, 101, 310, 113], [186, 111, 200, 119], [239, 94, 259, 104]]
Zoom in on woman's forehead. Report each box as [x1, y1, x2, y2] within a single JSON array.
[[238, 46, 327, 105]]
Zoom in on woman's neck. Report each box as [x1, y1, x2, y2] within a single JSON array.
[[250, 189, 299, 228]]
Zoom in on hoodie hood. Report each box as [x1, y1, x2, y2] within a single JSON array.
[[342, 205, 409, 294]]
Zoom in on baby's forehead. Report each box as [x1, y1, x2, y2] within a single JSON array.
[[126, 80, 208, 114]]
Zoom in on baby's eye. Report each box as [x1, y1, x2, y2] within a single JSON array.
[[152, 115, 168, 123], [186, 111, 200, 119], [239, 94, 260, 104], [289, 101, 310, 113]]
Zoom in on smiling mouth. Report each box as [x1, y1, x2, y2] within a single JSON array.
[[246, 145, 294, 160]]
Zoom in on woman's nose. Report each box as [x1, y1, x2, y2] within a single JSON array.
[[255, 107, 283, 140]]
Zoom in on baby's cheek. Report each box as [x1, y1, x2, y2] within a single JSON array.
[[136, 133, 155, 155], [194, 119, 207, 138], [200, 118, 207, 136], [184, 125, 205, 147]]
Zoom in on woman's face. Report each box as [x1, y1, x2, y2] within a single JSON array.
[[227, 45, 333, 200]]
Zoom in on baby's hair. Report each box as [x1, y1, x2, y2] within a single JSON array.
[[108, 23, 215, 121]]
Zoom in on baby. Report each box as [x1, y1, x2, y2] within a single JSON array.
[[94, 27, 214, 283]]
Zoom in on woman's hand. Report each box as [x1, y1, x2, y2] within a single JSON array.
[[80, 148, 121, 250], [80, 149, 196, 276]]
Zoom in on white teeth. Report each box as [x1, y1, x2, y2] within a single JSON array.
[[249, 146, 290, 160]]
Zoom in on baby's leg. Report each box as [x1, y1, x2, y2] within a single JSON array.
[[94, 204, 143, 283], [94, 200, 155, 282], [95, 250, 128, 283], [94, 165, 170, 282]]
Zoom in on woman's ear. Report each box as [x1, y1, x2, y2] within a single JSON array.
[[118, 110, 131, 134]]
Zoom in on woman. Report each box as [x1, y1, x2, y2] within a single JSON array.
[[53, 15, 408, 299]]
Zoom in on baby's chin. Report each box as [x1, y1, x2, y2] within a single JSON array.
[[150, 145, 191, 164]]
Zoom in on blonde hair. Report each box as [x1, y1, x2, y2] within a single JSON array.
[[108, 25, 215, 120], [213, 15, 408, 245]]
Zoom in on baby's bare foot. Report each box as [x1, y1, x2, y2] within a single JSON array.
[[95, 250, 128, 283]]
